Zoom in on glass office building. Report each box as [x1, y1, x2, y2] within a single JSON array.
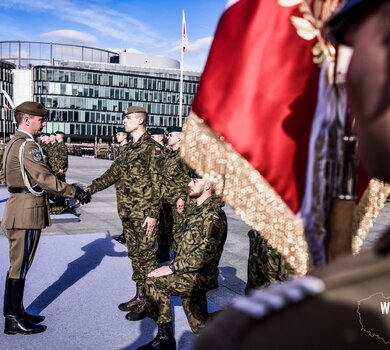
[[0, 41, 201, 141], [0, 60, 15, 139], [34, 61, 200, 140]]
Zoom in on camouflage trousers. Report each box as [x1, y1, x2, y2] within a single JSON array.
[[123, 218, 157, 284], [245, 230, 293, 294], [146, 273, 208, 333], [158, 202, 185, 254]]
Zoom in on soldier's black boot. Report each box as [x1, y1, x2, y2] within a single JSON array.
[[3, 277, 46, 335], [137, 322, 176, 350], [3, 274, 45, 324], [113, 232, 126, 245], [118, 284, 144, 312], [125, 287, 147, 321]]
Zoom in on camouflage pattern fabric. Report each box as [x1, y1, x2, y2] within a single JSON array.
[[89, 133, 161, 283], [115, 143, 131, 220], [161, 149, 190, 205], [146, 274, 208, 333], [123, 219, 156, 284], [159, 148, 190, 252], [146, 195, 227, 332], [245, 230, 293, 294], [0, 143, 5, 173]]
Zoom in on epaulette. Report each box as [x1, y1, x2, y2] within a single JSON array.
[[232, 276, 325, 318]]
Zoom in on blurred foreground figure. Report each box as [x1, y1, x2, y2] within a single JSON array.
[[195, 1, 390, 349]]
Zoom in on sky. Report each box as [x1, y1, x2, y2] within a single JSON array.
[[0, 0, 228, 71]]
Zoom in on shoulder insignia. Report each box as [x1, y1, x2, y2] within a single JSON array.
[[232, 276, 325, 318], [30, 148, 43, 162], [155, 147, 161, 155]]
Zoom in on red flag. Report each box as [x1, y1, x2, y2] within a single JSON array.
[[193, 0, 319, 213], [182, 0, 324, 275]]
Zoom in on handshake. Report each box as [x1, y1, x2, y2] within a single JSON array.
[[74, 185, 92, 205]]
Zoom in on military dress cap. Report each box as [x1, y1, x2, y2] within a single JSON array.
[[55, 131, 65, 135], [116, 126, 127, 133], [325, 0, 368, 44], [166, 126, 182, 133], [148, 127, 165, 135], [123, 105, 147, 115], [15, 101, 48, 116]]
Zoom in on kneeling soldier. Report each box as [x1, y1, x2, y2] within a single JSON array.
[[128, 172, 228, 350]]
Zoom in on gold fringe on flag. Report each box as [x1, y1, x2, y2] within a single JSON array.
[[352, 178, 390, 254], [181, 112, 311, 276]]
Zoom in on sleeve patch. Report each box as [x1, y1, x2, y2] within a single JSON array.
[[30, 149, 43, 162]]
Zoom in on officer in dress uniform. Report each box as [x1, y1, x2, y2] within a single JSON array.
[[1, 101, 91, 335], [195, 1, 390, 349], [130, 172, 228, 350]]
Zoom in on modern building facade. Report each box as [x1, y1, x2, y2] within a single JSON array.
[[0, 60, 15, 140], [0, 41, 201, 141]]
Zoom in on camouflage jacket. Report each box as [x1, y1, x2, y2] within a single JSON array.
[[161, 148, 190, 205], [52, 141, 68, 173], [115, 142, 131, 219], [46, 143, 58, 173], [90, 133, 161, 220], [171, 196, 228, 291]]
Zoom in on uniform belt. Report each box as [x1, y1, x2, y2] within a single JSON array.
[[8, 186, 43, 194]]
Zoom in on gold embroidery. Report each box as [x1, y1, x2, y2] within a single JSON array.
[[181, 113, 311, 276], [352, 178, 390, 254], [279, 0, 340, 65]]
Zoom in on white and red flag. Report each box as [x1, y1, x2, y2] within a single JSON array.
[[182, 10, 189, 53]]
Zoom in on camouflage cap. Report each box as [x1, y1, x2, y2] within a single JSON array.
[[166, 126, 182, 133], [148, 127, 165, 135], [116, 126, 127, 133], [325, 0, 368, 44], [15, 101, 48, 116], [123, 105, 147, 115]]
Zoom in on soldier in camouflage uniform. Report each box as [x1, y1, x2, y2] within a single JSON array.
[[245, 230, 293, 294], [159, 126, 190, 262], [47, 131, 69, 213], [111, 126, 130, 245], [86, 106, 161, 319], [148, 128, 170, 262], [130, 173, 228, 350], [54, 131, 68, 182]]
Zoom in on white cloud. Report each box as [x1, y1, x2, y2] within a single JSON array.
[[42, 30, 97, 45]]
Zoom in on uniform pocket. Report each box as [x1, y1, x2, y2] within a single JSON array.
[[22, 201, 45, 227]]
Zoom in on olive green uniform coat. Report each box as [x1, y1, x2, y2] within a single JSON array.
[[2, 130, 76, 279]]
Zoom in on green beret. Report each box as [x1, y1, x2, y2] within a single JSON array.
[[189, 168, 202, 179], [50, 132, 56, 136], [148, 127, 165, 135], [325, 0, 367, 44], [55, 131, 65, 136], [166, 126, 182, 133], [15, 101, 48, 116], [123, 105, 147, 115], [116, 126, 127, 133]]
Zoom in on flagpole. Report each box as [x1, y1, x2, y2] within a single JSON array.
[[178, 10, 185, 127]]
